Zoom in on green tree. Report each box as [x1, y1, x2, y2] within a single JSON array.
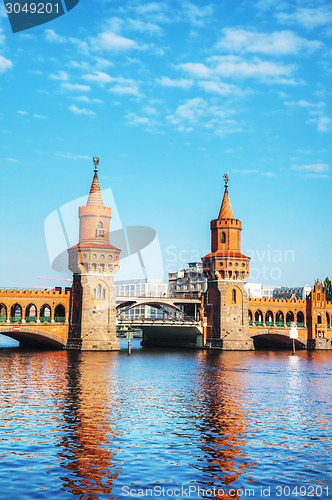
[[323, 277, 332, 302]]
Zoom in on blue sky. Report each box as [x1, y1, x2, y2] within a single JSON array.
[[0, 0, 331, 289]]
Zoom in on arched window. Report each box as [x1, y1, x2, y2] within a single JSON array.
[[286, 311, 294, 326], [96, 221, 105, 237], [276, 311, 284, 326], [265, 311, 274, 325], [232, 289, 236, 304], [0, 304, 7, 322], [93, 284, 106, 300], [221, 232, 226, 244], [255, 310, 263, 325], [40, 304, 51, 323], [297, 311, 305, 327], [317, 314, 322, 325], [54, 304, 66, 323]]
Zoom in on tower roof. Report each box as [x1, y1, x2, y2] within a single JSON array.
[[87, 171, 104, 207], [86, 157, 104, 207], [218, 186, 234, 220]]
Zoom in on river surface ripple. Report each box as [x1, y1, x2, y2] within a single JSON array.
[[0, 339, 331, 500]]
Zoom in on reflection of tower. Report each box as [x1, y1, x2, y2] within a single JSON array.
[[202, 174, 254, 350], [196, 351, 257, 494], [59, 351, 122, 497], [67, 158, 121, 350]]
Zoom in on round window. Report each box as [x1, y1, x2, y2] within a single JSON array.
[[92, 254, 97, 259], [100, 254, 105, 260], [82, 253, 87, 259], [108, 255, 113, 260]]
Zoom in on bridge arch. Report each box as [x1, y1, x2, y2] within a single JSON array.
[[248, 309, 253, 324], [0, 303, 7, 322], [297, 311, 305, 326], [286, 311, 294, 325], [254, 310, 263, 325], [11, 303, 22, 321], [116, 300, 188, 319], [251, 331, 306, 349], [265, 310, 274, 325], [40, 304, 51, 322], [0, 326, 66, 348], [54, 304, 66, 322], [26, 304, 37, 323], [276, 310, 284, 326]]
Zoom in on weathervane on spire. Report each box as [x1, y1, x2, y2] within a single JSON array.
[[223, 172, 229, 188], [93, 156, 100, 173]]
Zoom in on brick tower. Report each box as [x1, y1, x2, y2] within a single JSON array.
[[307, 281, 329, 349], [202, 174, 254, 350], [67, 157, 121, 350]]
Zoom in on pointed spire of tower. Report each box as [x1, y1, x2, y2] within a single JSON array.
[[218, 172, 234, 219], [86, 156, 104, 207]]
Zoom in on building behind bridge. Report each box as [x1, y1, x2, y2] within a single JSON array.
[[115, 279, 168, 320]]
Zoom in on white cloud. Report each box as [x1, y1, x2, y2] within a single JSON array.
[[0, 28, 5, 45], [68, 105, 96, 116], [127, 18, 162, 35], [71, 95, 103, 104], [107, 77, 141, 96], [55, 153, 90, 160], [45, 29, 66, 43], [177, 62, 211, 78], [183, 2, 213, 26], [33, 114, 48, 119], [0, 55, 13, 72], [217, 28, 321, 55], [17, 110, 28, 115], [167, 98, 213, 125], [292, 163, 330, 174], [82, 72, 112, 84], [126, 112, 157, 127], [135, 2, 165, 15], [92, 32, 139, 51], [277, 6, 332, 29], [198, 80, 245, 96], [208, 55, 298, 84], [166, 97, 240, 135], [178, 56, 297, 84], [143, 106, 157, 115], [109, 85, 140, 96], [308, 116, 331, 133], [50, 71, 68, 81], [62, 83, 91, 92], [233, 169, 259, 175], [284, 100, 314, 108], [262, 171, 276, 177], [157, 76, 193, 89]]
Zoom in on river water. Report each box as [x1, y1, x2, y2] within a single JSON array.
[[0, 337, 331, 500]]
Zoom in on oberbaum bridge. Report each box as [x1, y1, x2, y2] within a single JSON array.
[[1, 158, 331, 351]]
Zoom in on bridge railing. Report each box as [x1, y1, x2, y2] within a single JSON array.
[[118, 316, 199, 324], [1, 316, 67, 324]]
